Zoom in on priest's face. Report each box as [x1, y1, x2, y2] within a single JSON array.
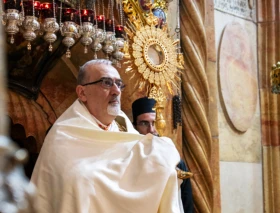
[[77, 63, 122, 125], [135, 112, 158, 135]]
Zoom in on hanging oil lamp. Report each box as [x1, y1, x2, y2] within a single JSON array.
[[2, 0, 24, 44], [111, 1, 125, 66], [41, 1, 59, 51], [102, 17, 115, 58], [22, 0, 40, 50], [59, 6, 80, 58], [79, 9, 95, 54], [91, 0, 105, 59], [111, 25, 124, 66]]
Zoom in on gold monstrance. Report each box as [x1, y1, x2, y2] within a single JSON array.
[[122, 0, 183, 136]]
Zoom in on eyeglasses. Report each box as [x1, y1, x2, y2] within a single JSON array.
[[136, 121, 155, 128], [81, 77, 125, 90]]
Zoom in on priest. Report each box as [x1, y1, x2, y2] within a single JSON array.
[[31, 59, 182, 213], [132, 97, 194, 213]]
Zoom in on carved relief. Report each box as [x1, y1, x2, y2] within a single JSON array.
[[214, 0, 254, 20], [219, 22, 257, 132]]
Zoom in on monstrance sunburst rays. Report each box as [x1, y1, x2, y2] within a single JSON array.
[[122, 0, 183, 135], [125, 24, 182, 100]]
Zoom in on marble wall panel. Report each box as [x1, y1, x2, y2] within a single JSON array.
[[219, 22, 258, 132], [215, 11, 261, 163], [220, 161, 263, 213]]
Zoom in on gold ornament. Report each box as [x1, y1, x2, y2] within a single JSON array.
[[124, 24, 180, 98], [177, 168, 193, 179], [123, 0, 184, 136]]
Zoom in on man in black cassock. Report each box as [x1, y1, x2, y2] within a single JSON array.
[[132, 97, 194, 213]]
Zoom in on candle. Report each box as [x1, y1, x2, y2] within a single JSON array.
[[115, 25, 124, 38], [41, 3, 55, 19], [95, 15, 105, 29], [62, 8, 78, 23], [23, 1, 40, 17], [81, 9, 94, 23], [105, 19, 114, 32], [4, 0, 21, 10]]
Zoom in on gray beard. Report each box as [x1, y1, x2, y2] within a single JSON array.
[[107, 104, 120, 116]]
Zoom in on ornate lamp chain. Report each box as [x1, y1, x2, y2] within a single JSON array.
[[53, 0, 56, 19], [119, 0, 124, 27], [21, 0, 24, 16], [111, 0, 115, 34], [106, 0, 110, 20], [20, 0, 24, 19], [78, 0, 82, 26], [93, 0, 97, 28], [59, 0, 62, 26], [175, 0, 182, 98], [0, 0, 3, 23], [175, 0, 181, 53], [97, 0, 100, 18], [102, 0, 105, 31], [32, 0, 35, 17]]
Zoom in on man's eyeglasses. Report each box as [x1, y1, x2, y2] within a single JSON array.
[[81, 77, 125, 90], [136, 121, 155, 128]]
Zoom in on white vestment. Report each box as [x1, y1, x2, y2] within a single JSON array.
[[31, 100, 181, 213]]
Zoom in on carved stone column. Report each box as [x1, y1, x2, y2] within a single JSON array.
[[180, 0, 220, 212], [257, 0, 280, 212]]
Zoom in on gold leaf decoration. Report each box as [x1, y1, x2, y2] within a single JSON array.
[[143, 68, 151, 80], [139, 63, 147, 73], [161, 72, 169, 85], [132, 43, 142, 51], [166, 82, 173, 94], [122, 1, 183, 103], [136, 32, 145, 42], [149, 71, 155, 83], [154, 73, 160, 86], [135, 58, 144, 66], [133, 51, 142, 58], [135, 38, 143, 46], [159, 73, 166, 86]]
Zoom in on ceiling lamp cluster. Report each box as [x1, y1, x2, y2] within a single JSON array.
[[0, 0, 126, 65]]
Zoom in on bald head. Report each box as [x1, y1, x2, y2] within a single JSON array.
[[76, 59, 123, 125], [77, 59, 113, 85]]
